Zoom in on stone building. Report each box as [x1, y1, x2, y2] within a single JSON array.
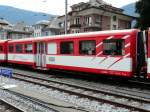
[[32, 0, 135, 37], [33, 18, 61, 37], [42, 18, 61, 36], [0, 18, 33, 40], [7, 21, 33, 39], [0, 18, 12, 40], [58, 0, 134, 34], [33, 20, 49, 37]]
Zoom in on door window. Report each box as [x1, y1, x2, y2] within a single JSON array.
[[9, 45, 14, 53], [25, 44, 33, 53]]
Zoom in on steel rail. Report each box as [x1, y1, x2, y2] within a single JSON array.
[[0, 99, 24, 112], [12, 72, 150, 112]]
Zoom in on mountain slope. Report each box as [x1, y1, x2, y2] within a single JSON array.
[[0, 5, 56, 25], [0, 4, 138, 25], [122, 3, 139, 17]]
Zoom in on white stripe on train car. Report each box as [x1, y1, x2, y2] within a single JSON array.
[[125, 43, 131, 48], [8, 54, 34, 62], [123, 53, 130, 58], [46, 55, 132, 72], [96, 51, 103, 57], [107, 36, 114, 40], [0, 54, 5, 60], [96, 42, 103, 48], [96, 36, 114, 48], [122, 35, 130, 39]]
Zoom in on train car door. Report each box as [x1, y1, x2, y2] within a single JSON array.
[[136, 31, 148, 78], [36, 42, 46, 68]]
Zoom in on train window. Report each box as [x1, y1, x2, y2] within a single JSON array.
[[9, 45, 14, 53], [60, 41, 74, 54], [0, 45, 3, 53], [79, 40, 96, 55], [16, 44, 23, 53], [25, 44, 33, 53], [103, 39, 125, 55], [48, 42, 57, 54]]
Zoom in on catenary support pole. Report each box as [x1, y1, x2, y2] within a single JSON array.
[[65, 0, 68, 34]]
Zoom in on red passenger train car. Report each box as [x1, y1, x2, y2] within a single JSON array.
[[0, 40, 8, 63], [1, 29, 150, 79]]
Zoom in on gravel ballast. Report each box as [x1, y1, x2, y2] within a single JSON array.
[[0, 76, 136, 112]]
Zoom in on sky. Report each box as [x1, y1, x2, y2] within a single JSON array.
[[0, 0, 138, 15]]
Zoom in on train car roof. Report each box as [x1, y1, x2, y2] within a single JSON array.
[[0, 40, 9, 43], [8, 29, 138, 43]]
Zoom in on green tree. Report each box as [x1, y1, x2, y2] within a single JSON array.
[[136, 0, 150, 30]]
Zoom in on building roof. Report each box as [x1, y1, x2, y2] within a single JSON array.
[[71, 0, 124, 14], [7, 30, 33, 34], [9, 29, 138, 43], [0, 18, 10, 25], [44, 17, 61, 30], [59, 0, 134, 20], [0, 40, 9, 43], [35, 20, 50, 25]]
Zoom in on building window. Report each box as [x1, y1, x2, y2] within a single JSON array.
[[9, 45, 14, 53], [60, 41, 74, 54], [18, 34, 22, 39], [72, 29, 80, 34], [95, 15, 101, 23], [39, 33, 41, 36], [84, 28, 89, 32], [113, 15, 117, 21], [59, 22, 64, 28], [126, 22, 131, 29], [0, 45, 3, 53], [76, 29, 80, 33], [45, 32, 49, 36], [113, 25, 117, 30], [16, 44, 23, 53], [79, 40, 96, 55], [84, 16, 92, 26], [103, 39, 125, 56], [74, 17, 80, 25], [67, 21, 70, 28], [25, 44, 33, 53]]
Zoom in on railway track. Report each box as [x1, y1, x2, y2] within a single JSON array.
[[12, 71, 150, 112], [0, 88, 64, 112], [0, 99, 24, 112]]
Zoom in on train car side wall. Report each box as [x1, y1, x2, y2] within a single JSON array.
[[45, 30, 138, 78], [4, 29, 139, 79], [7, 41, 35, 67], [0, 41, 7, 63]]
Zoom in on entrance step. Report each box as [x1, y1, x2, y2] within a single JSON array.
[[36, 67, 47, 70]]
